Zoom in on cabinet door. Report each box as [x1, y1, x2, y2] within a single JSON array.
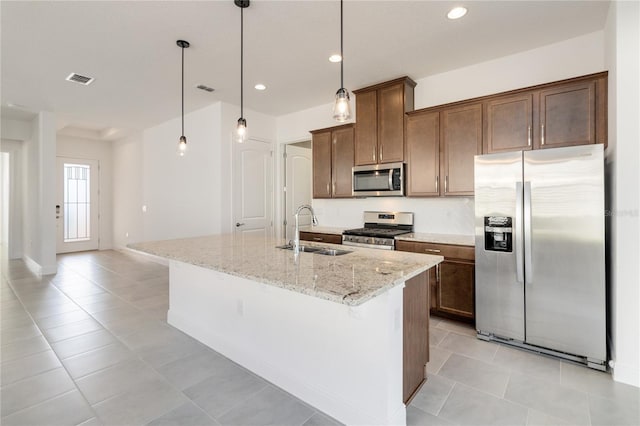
[[403, 271, 429, 403], [485, 94, 533, 153], [538, 81, 596, 149], [441, 103, 482, 196], [406, 111, 439, 196], [312, 131, 332, 198], [331, 126, 355, 198], [437, 260, 475, 320], [378, 83, 405, 163], [354, 90, 378, 166]]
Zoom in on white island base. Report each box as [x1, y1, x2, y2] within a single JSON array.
[[168, 260, 407, 426]]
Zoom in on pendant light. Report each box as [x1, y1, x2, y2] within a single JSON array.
[[235, 0, 250, 143], [333, 0, 351, 122], [176, 39, 190, 156]]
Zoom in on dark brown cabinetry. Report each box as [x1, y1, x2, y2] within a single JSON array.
[[311, 124, 354, 199], [353, 77, 416, 166], [441, 103, 482, 196], [299, 231, 342, 245], [484, 73, 607, 153], [396, 240, 475, 323], [405, 104, 481, 197], [485, 93, 533, 153], [403, 270, 429, 404]]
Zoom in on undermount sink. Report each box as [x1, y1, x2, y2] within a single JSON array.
[[276, 245, 352, 256]]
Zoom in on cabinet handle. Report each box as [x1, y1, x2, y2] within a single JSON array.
[[436, 264, 441, 284], [313, 237, 323, 241], [380, 145, 383, 162], [528, 125, 531, 146], [326, 183, 330, 195], [425, 248, 441, 253], [372, 146, 376, 162], [332, 182, 336, 194], [445, 176, 449, 193], [541, 124, 545, 146], [436, 175, 439, 193]]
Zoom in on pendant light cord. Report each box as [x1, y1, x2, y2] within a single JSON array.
[[340, 0, 344, 90], [240, 6, 244, 119], [181, 44, 185, 137]]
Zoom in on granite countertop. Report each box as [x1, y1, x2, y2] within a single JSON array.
[[395, 233, 475, 246], [129, 234, 442, 306], [298, 226, 346, 235]]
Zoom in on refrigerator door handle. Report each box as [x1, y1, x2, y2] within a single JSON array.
[[515, 182, 524, 283], [524, 181, 533, 284]]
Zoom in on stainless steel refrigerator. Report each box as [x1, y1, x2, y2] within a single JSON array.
[[474, 144, 606, 370]]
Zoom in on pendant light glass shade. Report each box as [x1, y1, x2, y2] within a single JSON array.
[[176, 39, 190, 157], [236, 117, 247, 143], [333, 88, 351, 122], [333, 0, 351, 122], [235, 0, 249, 143]]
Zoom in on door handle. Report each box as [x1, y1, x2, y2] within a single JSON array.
[[515, 182, 524, 283], [541, 124, 545, 146], [527, 126, 531, 147], [523, 181, 533, 284], [235, 222, 245, 227], [424, 248, 441, 253], [379, 145, 383, 162]]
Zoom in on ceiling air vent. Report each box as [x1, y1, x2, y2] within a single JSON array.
[[66, 73, 94, 85], [197, 84, 215, 93]]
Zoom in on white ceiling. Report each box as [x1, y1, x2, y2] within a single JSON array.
[[1, 1, 610, 138]]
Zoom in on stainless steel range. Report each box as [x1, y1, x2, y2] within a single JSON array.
[[342, 211, 413, 250]]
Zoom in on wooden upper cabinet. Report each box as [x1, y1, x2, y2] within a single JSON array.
[[331, 125, 355, 198], [485, 94, 533, 153], [378, 83, 406, 163], [354, 77, 416, 166], [406, 110, 440, 196], [538, 81, 596, 149], [311, 124, 354, 199], [311, 130, 332, 199], [441, 103, 482, 196], [354, 90, 378, 165]]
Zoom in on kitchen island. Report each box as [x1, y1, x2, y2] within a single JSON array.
[[130, 234, 442, 425]]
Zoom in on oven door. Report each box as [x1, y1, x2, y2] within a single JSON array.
[[352, 162, 404, 197]]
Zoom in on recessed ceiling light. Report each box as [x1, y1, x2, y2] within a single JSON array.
[[447, 6, 467, 20], [254, 84, 266, 91], [329, 54, 342, 63]]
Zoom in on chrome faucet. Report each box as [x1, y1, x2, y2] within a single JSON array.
[[293, 204, 318, 256]]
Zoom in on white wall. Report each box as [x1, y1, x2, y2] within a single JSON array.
[[604, 0, 640, 388], [0, 139, 24, 259], [20, 112, 57, 275], [142, 103, 223, 241], [112, 133, 144, 249], [276, 31, 606, 236], [57, 135, 114, 249]]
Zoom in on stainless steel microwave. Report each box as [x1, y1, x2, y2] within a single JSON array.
[[352, 162, 404, 197]]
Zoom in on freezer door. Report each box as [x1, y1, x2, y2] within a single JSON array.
[[523, 144, 605, 361], [475, 151, 525, 341]]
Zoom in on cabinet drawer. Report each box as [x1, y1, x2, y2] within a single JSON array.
[[412, 242, 474, 261], [299, 232, 342, 245]]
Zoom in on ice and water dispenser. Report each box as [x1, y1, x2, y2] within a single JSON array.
[[484, 216, 513, 252]]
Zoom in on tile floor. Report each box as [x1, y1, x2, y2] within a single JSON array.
[[1, 249, 639, 426]]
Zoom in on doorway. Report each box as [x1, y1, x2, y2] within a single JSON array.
[[282, 141, 312, 241], [56, 157, 100, 253], [232, 138, 274, 237]]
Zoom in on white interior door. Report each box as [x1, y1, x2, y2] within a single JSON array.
[[56, 157, 99, 253], [233, 139, 273, 237], [284, 143, 312, 241]]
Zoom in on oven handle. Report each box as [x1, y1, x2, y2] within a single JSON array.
[[342, 240, 394, 250], [388, 168, 394, 190]]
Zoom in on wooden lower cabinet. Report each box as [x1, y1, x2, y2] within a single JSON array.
[[403, 270, 429, 404], [298, 232, 342, 245], [396, 240, 475, 323]]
